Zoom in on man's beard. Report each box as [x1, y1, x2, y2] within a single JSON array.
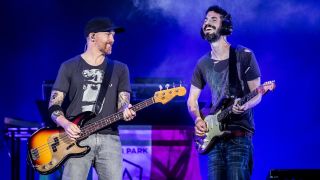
[[204, 31, 221, 43], [203, 25, 221, 43], [100, 43, 112, 55]]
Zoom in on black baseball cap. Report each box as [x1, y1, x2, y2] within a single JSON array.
[[84, 17, 124, 37]]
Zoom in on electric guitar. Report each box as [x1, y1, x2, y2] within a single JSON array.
[[194, 81, 276, 154], [28, 86, 186, 174]]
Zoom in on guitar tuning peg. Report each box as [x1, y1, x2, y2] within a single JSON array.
[[159, 85, 163, 91], [172, 82, 176, 88], [165, 84, 170, 89], [179, 80, 182, 87]]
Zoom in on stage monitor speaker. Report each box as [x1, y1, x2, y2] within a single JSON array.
[[268, 169, 320, 179]]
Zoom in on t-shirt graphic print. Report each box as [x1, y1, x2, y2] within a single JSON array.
[[81, 68, 104, 112]]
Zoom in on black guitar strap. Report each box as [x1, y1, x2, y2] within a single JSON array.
[[94, 58, 114, 114], [229, 46, 244, 98], [219, 46, 244, 128]]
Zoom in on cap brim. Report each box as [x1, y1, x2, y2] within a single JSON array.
[[104, 27, 125, 33]]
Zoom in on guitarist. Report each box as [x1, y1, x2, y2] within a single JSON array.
[[187, 5, 262, 180], [48, 17, 136, 180]]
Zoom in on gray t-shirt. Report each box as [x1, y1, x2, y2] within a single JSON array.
[[191, 45, 261, 132], [53, 55, 131, 134]]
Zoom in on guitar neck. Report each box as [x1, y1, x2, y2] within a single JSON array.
[[79, 97, 155, 139], [218, 88, 259, 121], [238, 89, 259, 106]]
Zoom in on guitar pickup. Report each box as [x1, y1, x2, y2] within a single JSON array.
[[54, 137, 60, 145], [31, 149, 39, 160], [52, 146, 57, 152]]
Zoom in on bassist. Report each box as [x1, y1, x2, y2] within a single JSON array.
[[187, 5, 262, 180], [48, 17, 136, 180]]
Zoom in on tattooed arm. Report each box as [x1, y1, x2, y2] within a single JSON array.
[[48, 90, 65, 124], [117, 92, 130, 111], [48, 90, 80, 139], [118, 91, 136, 121]]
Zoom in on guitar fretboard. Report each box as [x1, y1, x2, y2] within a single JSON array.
[[78, 97, 155, 139]]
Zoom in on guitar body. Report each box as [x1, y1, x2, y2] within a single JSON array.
[[27, 111, 95, 174], [194, 110, 231, 154]]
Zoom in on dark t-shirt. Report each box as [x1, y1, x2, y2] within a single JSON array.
[[191, 45, 261, 132], [52, 55, 131, 135]]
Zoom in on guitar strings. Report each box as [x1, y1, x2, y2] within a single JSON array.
[[31, 98, 155, 155], [32, 87, 181, 155]]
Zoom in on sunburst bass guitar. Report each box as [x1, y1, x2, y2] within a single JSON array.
[[28, 86, 186, 174], [194, 81, 276, 154]]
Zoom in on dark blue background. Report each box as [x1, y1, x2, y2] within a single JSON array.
[[1, 0, 319, 179]]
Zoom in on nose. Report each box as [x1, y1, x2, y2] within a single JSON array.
[[203, 19, 211, 28], [109, 34, 114, 44], [203, 20, 208, 26]]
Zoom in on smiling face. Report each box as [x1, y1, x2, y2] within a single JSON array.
[[202, 11, 223, 42]]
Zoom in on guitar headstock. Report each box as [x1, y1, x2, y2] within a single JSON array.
[[258, 80, 276, 94], [153, 86, 187, 104]]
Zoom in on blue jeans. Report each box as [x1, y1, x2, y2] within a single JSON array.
[[208, 136, 253, 180], [62, 134, 123, 180]]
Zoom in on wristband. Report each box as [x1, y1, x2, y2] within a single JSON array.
[[48, 105, 64, 116]]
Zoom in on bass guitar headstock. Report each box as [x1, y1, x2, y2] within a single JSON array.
[[153, 85, 186, 104]]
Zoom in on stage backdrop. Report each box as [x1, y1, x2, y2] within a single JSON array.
[[1, 0, 320, 179]]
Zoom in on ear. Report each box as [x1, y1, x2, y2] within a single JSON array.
[[90, 33, 95, 42]]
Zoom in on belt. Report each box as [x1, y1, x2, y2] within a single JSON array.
[[231, 130, 252, 137]]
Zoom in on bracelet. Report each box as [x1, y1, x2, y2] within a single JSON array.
[[52, 110, 64, 117]]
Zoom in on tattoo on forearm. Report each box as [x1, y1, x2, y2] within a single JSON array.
[[118, 92, 130, 110], [49, 90, 66, 122], [49, 90, 65, 107]]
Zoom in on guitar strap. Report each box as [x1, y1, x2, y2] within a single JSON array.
[[229, 46, 244, 98], [218, 46, 244, 129], [94, 58, 114, 114]]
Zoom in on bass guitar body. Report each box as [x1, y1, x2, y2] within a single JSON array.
[[28, 111, 94, 175]]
